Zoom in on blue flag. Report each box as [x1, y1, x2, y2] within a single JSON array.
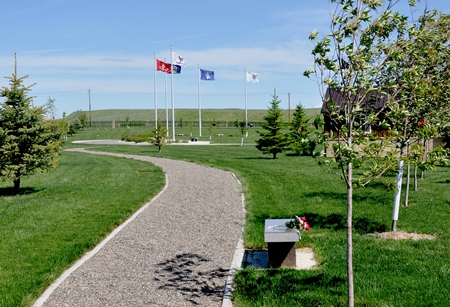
[[169, 64, 181, 74], [200, 69, 215, 81]]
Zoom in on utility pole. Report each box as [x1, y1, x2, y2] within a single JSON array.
[[288, 92, 291, 124], [88, 89, 92, 127]]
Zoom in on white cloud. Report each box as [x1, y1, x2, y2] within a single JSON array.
[[2, 41, 312, 70]]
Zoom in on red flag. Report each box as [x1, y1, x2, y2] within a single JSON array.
[[156, 59, 171, 73]]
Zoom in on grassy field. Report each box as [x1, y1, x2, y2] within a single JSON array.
[[66, 108, 321, 124], [0, 150, 164, 307], [67, 128, 450, 307], [71, 124, 268, 144], [2, 125, 450, 306]]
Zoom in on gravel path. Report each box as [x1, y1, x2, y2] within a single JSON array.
[[34, 148, 244, 307]]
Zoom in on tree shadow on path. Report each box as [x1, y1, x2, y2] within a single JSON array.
[[154, 253, 228, 305]]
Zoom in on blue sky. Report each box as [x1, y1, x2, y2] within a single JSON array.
[[1, 0, 448, 118]]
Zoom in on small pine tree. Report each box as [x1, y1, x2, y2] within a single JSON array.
[[149, 118, 168, 152], [255, 89, 288, 158], [288, 103, 316, 155], [0, 55, 64, 194], [290, 103, 309, 134]]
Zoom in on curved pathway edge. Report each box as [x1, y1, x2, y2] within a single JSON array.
[[32, 148, 245, 307]]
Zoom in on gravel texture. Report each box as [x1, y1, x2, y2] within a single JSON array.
[[38, 148, 244, 307]]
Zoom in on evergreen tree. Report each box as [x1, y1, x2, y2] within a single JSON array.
[[288, 103, 316, 155], [255, 89, 287, 159], [0, 55, 64, 194], [290, 103, 309, 133]]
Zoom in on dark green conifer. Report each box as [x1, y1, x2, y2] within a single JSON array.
[[0, 54, 64, 194], [255, 89, 288, 159]]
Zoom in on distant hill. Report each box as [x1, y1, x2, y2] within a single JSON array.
[[66, 108, 321, 123]]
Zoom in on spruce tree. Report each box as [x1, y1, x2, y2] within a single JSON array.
[[0, 55, 64, 194], [255, 89, 287, 159], [288, 103, 316, 155], [290, 103, 309, 134]]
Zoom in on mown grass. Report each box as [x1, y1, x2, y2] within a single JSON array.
[[3, 126, 450, 306], [73, 125, 265, 144], [0, 151, 164, 307], [66, 127, 450, 307], [66, 108, 321, 123]]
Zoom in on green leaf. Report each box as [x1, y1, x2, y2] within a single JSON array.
[[309, 29, 319, 40]]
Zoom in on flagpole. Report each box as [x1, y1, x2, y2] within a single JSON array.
[[164, 58, 169, 137], [170, 45, 175, 141], [244, 67, 248, 137], [154, 52, 157, 128], [198, 64, 202, 137]]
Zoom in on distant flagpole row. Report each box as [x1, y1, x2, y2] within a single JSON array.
[[154, 46, 258, 140], [164, 57, 169, 137]]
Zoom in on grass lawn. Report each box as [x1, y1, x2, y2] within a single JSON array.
[[3, 126, 450, 306], [0, 150, 165, 307], [66, 108, 321, 123], [69, 124, 270, 144], [67, 128, 450, 307]]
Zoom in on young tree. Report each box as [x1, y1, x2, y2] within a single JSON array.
[[189, 121, 194, 136], [255, 89, 288, 159], [380, 9, 450, 205], [238, 120, 248, 147], [305, 1, 410, 305], [149, 118, 168, 152], [0, 55, 64, 194], [45, 97, 58, 120], [288, 103, 316, 155], [77, 110, 88, 128], [290, 103, 309, 133], [207, 118, 216, 140]]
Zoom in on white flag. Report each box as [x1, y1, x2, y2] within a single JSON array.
[[246, 71, 259, 82], [172, 52, 186, 66]]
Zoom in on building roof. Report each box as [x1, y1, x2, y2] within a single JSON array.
[[322, 87, 389, 111]]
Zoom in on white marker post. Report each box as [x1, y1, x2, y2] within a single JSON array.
[[392, 160, 404, 232]]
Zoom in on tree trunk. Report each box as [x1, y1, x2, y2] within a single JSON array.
[[404, 163, 410, 207], [414, 164, 418, 191], [404, 144, 410, 207], [421, 139, 427, 179], [13, 178, 21, 195], [347, 162, 354, 307]]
